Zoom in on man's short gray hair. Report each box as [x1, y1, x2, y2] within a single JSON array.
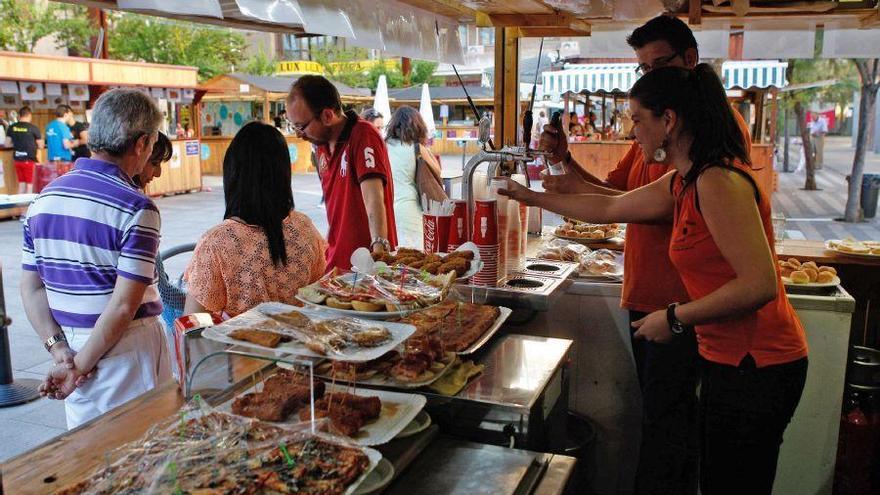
[[88, 89, 163, 156]]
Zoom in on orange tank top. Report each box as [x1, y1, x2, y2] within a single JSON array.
[[669, 163, 808, 368]]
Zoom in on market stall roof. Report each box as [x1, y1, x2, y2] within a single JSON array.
[[57, 1, 880, 63], [0, 50, 198, 88], [541, 61, 789, 100], [201, 72, 371, 101], [388, 85, 494, 104]]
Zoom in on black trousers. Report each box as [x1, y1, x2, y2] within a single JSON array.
[[629, 310, 699, 495], [699, 355, 807, 495]]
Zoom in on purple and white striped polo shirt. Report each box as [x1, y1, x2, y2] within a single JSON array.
[[22, 158, 163, 328]]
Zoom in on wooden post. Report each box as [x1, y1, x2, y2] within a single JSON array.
[[493, 27, 520, 147], [768, 88, 779, 145], [562, 92, 570, 130], [402, 58, 412, 86], [753, 89, 765, 143], [263, 96, 270, 124]]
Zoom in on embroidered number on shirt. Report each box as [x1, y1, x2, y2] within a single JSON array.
[[364, 147, 375, 168]]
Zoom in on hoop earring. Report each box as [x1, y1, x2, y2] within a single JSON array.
[[653, 137, 669, 163]]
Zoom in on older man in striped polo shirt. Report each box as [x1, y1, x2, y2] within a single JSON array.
[[20, 89, 172, 429]]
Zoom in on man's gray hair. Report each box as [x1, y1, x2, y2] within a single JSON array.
[[88, 89, 163, 156]]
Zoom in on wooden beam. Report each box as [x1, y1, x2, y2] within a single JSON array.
[[689, 0, 702, 26], [517, 26, 590, 37], [494, 27, 521, 148], [478, 12, 588, 29]]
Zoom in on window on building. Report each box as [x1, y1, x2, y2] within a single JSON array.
[[479, 28, 495, 47]]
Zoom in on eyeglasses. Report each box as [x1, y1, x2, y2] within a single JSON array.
[[635, 53, 681, 75], [291, 116, 315, 134]]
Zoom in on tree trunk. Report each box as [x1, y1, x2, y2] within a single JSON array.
[[845, 59, 880, 223], [794, 101, 817, 190]]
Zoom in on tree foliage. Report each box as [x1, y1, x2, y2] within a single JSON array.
[[243, 47, 278, 77], [0, 0, 94, 54], [107, 13, 247, 81], [311, 45, 439, 89]]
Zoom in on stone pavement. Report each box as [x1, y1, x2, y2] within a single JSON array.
[[0, 140, 875, 461]]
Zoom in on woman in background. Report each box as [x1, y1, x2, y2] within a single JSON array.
[[384, 106, 441, 249], [361, 108, 385, 133]]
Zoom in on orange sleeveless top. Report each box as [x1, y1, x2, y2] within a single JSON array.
[[669, 163, 808, 368]]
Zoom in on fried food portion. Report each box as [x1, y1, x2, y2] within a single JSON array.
[[232, 370, 325, 422], [229, 328, 284, 348], [299, 392, 382, 436]]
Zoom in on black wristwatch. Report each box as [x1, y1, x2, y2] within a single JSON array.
[[666, 303, 690, 335]]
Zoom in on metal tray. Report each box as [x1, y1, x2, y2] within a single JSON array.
[[457, 306, 513, 355]]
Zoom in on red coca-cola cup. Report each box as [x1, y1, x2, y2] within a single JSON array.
[[471, 199, 499, 286], [423, 214, 452, 253], [447, 200, 469, 251]]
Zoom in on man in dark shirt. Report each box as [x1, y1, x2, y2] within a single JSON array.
[[70, 120, 91, 160], [4, 106, 43, 193]]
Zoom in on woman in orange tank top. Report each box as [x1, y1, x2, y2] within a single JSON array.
[[500, 64, 807, 495]]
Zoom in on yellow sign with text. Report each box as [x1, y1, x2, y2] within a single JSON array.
[[275, 60, 325, 75]]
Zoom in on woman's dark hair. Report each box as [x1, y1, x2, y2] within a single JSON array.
[[361, 107, 383, 122], [626, 15, 698, 57], [629, 64, 750, 185], [223, 122, 294, 266], [385, 106, 428, 145], [149, 131, 173, 165]]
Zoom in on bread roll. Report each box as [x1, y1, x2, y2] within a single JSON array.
[[780, 266, 795, 278], [816, 272, 835, 284], [802, 261, 818, 271], [326, 297, 353, 310], [818, 266, 837, 276], [789, 270, 810, 284], [787, 258, 802, 267], [351, 300, 384, 312], [803, 267, 819, 282]]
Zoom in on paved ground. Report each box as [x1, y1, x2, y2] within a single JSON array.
[[0, 138, 877, 461]]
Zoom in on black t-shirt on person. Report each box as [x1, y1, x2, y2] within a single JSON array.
[[8, 121, 41, 161], [71, 121, 91, 160]]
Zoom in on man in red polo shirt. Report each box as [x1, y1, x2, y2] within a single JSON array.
[[540, 16, 752, 495], [286, 76, 397, 270]]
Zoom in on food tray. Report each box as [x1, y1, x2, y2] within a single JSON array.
[[202, 302, 415, 362], [825, 239, 880, 258], [457, 306, 512, 355], [222, 383, 426, 446], [354, 458, 395, 495], [317, 352, 459, 389], [782, 275, 841, 291]]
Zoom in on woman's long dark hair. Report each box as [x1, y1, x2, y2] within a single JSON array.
[[385, 106, 428, 145], [223, 122, 294, 266], [629, 64, 750, 185]]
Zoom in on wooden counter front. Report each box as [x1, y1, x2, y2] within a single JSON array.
[[568, 141, 777, 197], [200, 135, 313, 175], [144, 139, 202, 197]]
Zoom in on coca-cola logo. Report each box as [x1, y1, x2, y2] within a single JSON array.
[[425, 217, 436, 243]]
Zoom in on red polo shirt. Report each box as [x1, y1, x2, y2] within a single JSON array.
[[315, 111, 397, 270]]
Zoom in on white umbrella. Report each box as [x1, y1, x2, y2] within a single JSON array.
[[373, 75, 392, 137], [419, 83, 436, 137]]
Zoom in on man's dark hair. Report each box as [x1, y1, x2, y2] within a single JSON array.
[[18, 106, 32, 118], [361, 107, 383, 123], [54, 104, 72, 118], [223, 122, 294, 266], [149, 131, 173, 165], [290, 75, 342, 116], [385, 106, 427, 145], [279, 109, 286, 115], [626, 15, 698, 56]]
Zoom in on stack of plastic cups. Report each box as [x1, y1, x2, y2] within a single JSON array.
[[471, 198, 499, 287], [447, 199, 469, 252], [489, 178, 509, 282], [511, 174, 529, 269]]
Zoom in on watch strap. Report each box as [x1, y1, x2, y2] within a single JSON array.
[[666, 303, 685, 335], [44, 332, 68, 352]]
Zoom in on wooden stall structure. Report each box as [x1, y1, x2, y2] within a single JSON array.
[[198, 72, 371, 175], [0, 51, 202, 213]]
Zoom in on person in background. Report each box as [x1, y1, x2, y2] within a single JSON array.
[[70, 119, 91, 160], [286, 75, 397, 270], [568, 112, 585, 138], [22, 89, 171, 429], [184, 122, 326, 317], [5, 106, 43, 193], [532, 110, 549, 150], [45, 104, 78, 162], [809, 113, 828, 169], [385, 106, 442, 249], [132, 131, 171, 189], [274, 109, 288, 129], [504, 63, 807, 495], [361, 108, 385, 133], [538, 15, 752, 495]]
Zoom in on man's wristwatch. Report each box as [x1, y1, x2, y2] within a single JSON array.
[[370, 237, 391, 251], [666, 303, 690, 335], [44, 332, 68, 352]]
